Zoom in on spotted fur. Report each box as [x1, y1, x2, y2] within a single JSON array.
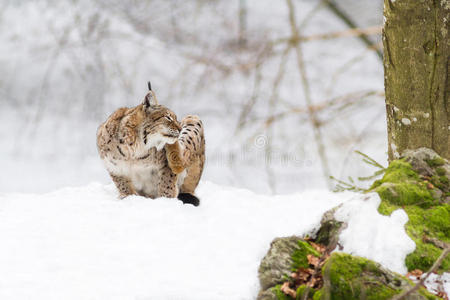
[[96, 88, 205, 204]]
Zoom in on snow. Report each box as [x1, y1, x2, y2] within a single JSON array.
[[334, 193, 415, 274], [1, 182, 447, 299], [0, 182, 351, 300], [423, 273, 450, 297]]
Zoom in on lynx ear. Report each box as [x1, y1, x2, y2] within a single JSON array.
[[143, 90, 158, 108], [148, 81, 152, 91]]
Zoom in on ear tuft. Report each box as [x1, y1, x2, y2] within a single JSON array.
[[148, 81, 152, 91], [143, 91, 158, 108]]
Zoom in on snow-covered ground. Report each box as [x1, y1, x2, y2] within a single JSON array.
[[2, 182, 447, 299]]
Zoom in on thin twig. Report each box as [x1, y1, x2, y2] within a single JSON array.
[[324, 0, 383, 60], [286, 0, 332, 188], [235, 45, 271, 131], [263, 90, 383, 128], [265, 44, 292, 193], [391, 247, 450, 300], [354, 150, 386, 169], [275, 26, 382, 45]]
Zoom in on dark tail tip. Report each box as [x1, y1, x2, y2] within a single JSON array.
[[148, 81, 152, 91], [177, 193, 200, 207]]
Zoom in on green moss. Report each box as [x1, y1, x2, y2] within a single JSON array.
[[295, 285, 306, 299], [371, 160, 435, 208], [369, 157, 450, 272], [296, 285, 319, 300], [322, 253, 401, 300], [321, 253, 440, 299], [375, 182, 435, 207], [436, 167, 446, 176], [312, 289, 322, 300], [273, 284, 294, 300], [291, 240, 321, 271], [379, 160, 420, 182], [377, 200, 398, 216], [425, 157, 445, 167], [403, 205, 450, 272]]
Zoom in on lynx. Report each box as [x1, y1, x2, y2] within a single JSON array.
[[96, 82, 205, 206]]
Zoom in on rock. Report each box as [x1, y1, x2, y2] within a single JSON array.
[[320, 253, 436, 300], [314, 205, 346, 251], [257, 236, 322, 300], [402, 147, 442, 177], [258, 236, 319, 291], [257, 289, 278, 300], [257, 243, 439, 299], [402, 148, 450, 194]]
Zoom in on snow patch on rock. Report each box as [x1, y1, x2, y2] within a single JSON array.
[[334, 193, 415, 274]]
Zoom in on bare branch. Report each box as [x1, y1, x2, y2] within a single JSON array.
[[286, 0, 332, 188], [391, 247, 450, 300], [275, 26, 382, 45]]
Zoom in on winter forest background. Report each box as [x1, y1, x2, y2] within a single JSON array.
[[0, 0, 385, 194]]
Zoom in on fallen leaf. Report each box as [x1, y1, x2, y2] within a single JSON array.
[[281, 282, 297, 298], [307, 254, 320, 267], [297, 268, 311, 281], [406, 269, 423, 280], [310, 241, 326, 254]]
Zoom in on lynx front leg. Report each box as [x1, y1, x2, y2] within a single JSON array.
[[157, 166, 179, 198], [165, 115, 204, 174], [110, 174, 136, 199], [165, 141, 189, 174]]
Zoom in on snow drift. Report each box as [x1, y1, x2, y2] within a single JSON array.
[[0, 182, 425, 299]]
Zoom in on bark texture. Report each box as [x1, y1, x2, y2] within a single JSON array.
[[383, 0, 450, 161]]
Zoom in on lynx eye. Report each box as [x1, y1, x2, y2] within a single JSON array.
[[165, 116, 172, 121]]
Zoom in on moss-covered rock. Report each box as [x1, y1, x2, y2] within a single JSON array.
[[371, 160, 436, 207], [257, 148, 449, 299], [258, 236, 321, 294], [369, 148, 450, 272], [258, 247, 440, 300], [318, 253, 439, 300], [314, 205, 346, 249]]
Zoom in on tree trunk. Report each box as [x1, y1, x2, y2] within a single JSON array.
[[383, 0, 449, 161]]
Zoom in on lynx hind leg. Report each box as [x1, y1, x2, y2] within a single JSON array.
[[179, 115, 205, 197], [157, 166, 179, 198], [110, 174, 136, 199]]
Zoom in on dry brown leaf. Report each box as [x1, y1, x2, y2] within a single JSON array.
[[406, 269, 423, 280], [307, 254, 320, 267], [307, 277, 317, 288], [281, 282, 297, 298], [437, 291, 449, 300], [297, 269, 311, 282], [310, 241, 326, 254]]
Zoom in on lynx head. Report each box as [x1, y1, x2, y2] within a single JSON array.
[[140, 82, 181, 151]]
